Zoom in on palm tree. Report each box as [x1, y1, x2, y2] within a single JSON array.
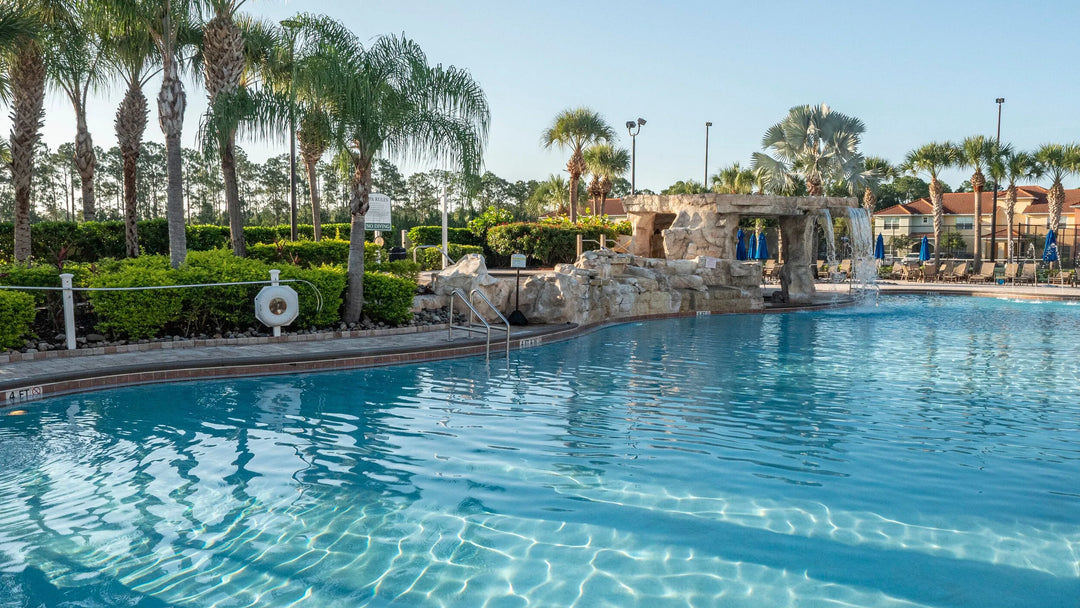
[[528, 174, 571, 216], [47, 7, 106, 222], [295, 18, 488, 323], [956, 136, 998, 268], [104, 0, 198, 268], [1000, 150, 1035, 262], [711, 161, 754, 194], [901, 142, 957, 266], [542, 107, 614, 223], [858, 156, 895, 215], [0, 5, 38, 97], [583, 143, 629, 215], [751, 103, 866, 196], [1035, 143, 1078, 238]]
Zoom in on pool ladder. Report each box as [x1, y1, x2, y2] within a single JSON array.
[[447, 288, 510, 358]]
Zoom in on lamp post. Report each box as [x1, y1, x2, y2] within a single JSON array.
[[704, 121, 712, 188], [626, 117, 645, 194], [989, 97, 1004, 261], [282, 18, 301, 241]]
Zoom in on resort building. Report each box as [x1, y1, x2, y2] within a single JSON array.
[[872, 186, 1080, 263]]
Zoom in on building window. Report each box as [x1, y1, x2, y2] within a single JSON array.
[[883, 218, 900, 229], [956, 219, 973, 230], [922, 217, 929, 224]]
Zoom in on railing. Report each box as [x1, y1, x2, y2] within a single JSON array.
[[413, 245, 455, 266], [446, 288, 509, 359], [470, 288, 511, 358]]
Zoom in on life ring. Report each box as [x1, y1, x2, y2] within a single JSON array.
[[255, 285, 300, 327]]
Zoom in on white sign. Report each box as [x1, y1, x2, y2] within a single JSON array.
[[3, 385, 43, 404], [367, 193, 392, 230], [510, 254, 527, 269], [705, 256, 717, 269]]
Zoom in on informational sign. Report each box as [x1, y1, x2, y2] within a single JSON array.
[[511, 254, 527, 269], [705, 256, 717, 269], [3, 385, 43, 405], [367, 193, 392, 230]]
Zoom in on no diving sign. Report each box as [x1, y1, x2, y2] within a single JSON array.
[[3, 385, 43, 405]]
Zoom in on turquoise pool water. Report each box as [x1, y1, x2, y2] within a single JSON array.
[[2, 295, 1079, 607]]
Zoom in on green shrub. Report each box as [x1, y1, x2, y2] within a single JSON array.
[[280, 264, 347, 327], [89, 264, 184, 339], [368, 260, 421, 282], [406, 225, 483, 247], [248, 239, 352, 268], [362, 272, 415, 324], [486, 222, 619, 266], [408, 244, 484, 270], [0, 290, 36, 349], [0, 263, 63, 306], [178, 251, 270, 332]]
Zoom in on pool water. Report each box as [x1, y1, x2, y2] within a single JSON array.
[[2, 295, 1079, 607]]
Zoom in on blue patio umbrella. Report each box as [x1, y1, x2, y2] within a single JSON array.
[[874, 233, 885, 260], [755, 232, 769, 260], [919, 236, 930, 262], [1043, 229, 1058, 263], [736, 229, 748, 260]]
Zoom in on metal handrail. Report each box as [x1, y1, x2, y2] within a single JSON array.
[[447, 288, 494, 358], [470, 288, 511, 358], [413, 244, 454, 265]]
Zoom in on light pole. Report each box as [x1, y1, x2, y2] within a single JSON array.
[[990, 97, 1004, 261], [704, 121, 712, 188], [626, 117, 645, 194], [282, 18, 301, 241]]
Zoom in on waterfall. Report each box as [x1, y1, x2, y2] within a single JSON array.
[[846, 207, 877, 293], [819, 209, 837, 271]]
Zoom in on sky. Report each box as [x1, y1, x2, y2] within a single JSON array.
[[16, 0, 1080, 195]]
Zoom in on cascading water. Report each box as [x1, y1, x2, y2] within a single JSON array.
[[819, 209, 838, 278], [845, 207, 878, 296]]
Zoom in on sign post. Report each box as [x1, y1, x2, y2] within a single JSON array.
[[509, 254, 528, 325]]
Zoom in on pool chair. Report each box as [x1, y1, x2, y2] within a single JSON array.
[[935, 260, 955, 282], [921, 262, 942, 282], [763, 260, 782, 283], [887, 263, 905, 280], [835, 259, 851, 279], [901, 263, 921, 282], [608, 234, 632, 254], [946, 262, 969, 282], [970, 261, 996, 283], [1049, 269, 1075, 286], [1015, 264, 1036, 285], [814, 260, 827, 280], [1002, 263, 1019, 284]]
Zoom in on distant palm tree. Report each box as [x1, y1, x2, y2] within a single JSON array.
[[902, 142, 957, 266], [528, 174, 571, 216], [583, 143, 629, 215], [294, 18, 489, 322], [1000, 150, 1035, 262], [542, 107, 614, 223], [711, 161, 754, 194], [1035, 144, 1079, 238], [956, 136, 997, 268], [857, 156, 895, 215], [751, 103, 866, 196]]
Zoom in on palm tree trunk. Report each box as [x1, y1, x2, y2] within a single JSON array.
[[972, 185, 983, 269], [1005, 185, 1017, 262], [221, 130, 245, 256], [568, 172, 580, 223], [930, 177, 944, 266], [305, 158, 322, 241], [344, 156, 372, 324], [73, 105, 96, 221], [1048, 182, 1065, 236], [9, 40, 45, 262], [159, 59, 187, 269], [116, 80, 147, 258], [122, 153, 139, 256]]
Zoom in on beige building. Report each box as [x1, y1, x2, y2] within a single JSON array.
[[873, 186, 1080, 262]]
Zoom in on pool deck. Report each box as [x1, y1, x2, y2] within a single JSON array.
[[3, 280, 1079, 406]]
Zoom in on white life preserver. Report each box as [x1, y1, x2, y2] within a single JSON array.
[[254, 285, 300, 327]]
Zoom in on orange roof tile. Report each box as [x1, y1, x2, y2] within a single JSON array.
[[875, 185, 1080, 216]]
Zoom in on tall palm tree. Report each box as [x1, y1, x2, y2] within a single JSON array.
[[583, 143, 629, 215], [542, 107, 614, 223], [751, 103, 866, 196], [295, 18, 488, 323], [901, 142, 957, 266], [956, 136, 997, 268], [1035, 143, 1078, 238], [105, 0, 198, 268], [1000, 150, 1035, 262], [711, 161, 754, 194], [858, 156, 895, 215], [0, 5, 38, 97], [47, 7, 106, 222]]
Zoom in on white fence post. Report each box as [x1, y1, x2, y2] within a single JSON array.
[[60, 273, 76, 350]]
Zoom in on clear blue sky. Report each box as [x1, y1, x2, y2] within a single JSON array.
[[22, 0, 1080, 194]]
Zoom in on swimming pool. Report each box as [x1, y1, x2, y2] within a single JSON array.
[[1, 295, 1079, 607]]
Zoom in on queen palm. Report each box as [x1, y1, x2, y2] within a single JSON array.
[[711, 162, 754, 194], [956, 136, 997, 268], [295, 18, 488, 323], [901, 142, 956, 266], [751, 103, 866, 196], [998, 150, 1035, 262], [543, 108, 614, 223], [1035, 144, 1078, 237], [583, 143, 629, 215]]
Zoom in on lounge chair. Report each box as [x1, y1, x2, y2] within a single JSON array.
[[970, 261, 996, 283], [888, 263, 905, 280], [763, 260, 782, 283], [1049, 269, 1075, 286], [1002, 263, 1019, 284], [902, 263, 921, 282], [946, 262, 969, 282], [936, 260, 956, 282], [814, 260, 827, 279], [608, 234, 632, 254], [1015, 264, 1036, 285], [922, 262, 942, 283]]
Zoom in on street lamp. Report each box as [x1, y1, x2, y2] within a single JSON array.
[[626, 117, 645, 194], [704, 122, 712, 188], [281, 18, 301, 241], [991, 97, 1004, 261]]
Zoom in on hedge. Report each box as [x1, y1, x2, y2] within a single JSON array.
[[406, 225, 483, 247], [409, 244, 484, 270], [0, 290, 36, 349], [486, 222, 619, 267]]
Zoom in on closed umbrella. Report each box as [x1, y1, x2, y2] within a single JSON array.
[[874, 233, 885, 260], [736, 229, 748, 260], [1043, 229, 1058, 263], [919, 236, 930, 262], [755, 232, 769, 260]]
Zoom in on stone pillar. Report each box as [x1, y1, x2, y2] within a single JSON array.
[[778, 215, 816, 305], [628, 212, 655, 257]]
